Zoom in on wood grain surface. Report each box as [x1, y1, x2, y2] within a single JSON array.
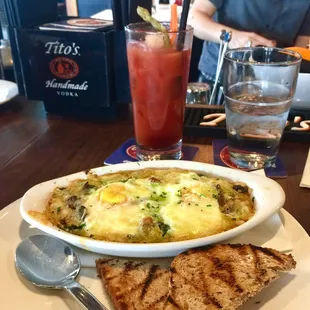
[[1, 98, 309, 234]]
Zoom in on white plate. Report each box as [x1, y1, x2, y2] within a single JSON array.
[[1, 199, 309, 309], [20, 161, 285, 257], [0, 79, 18, 104]]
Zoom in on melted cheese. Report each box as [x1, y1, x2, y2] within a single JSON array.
[[44, 168, 255, 243]]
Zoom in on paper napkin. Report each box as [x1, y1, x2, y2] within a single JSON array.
[[300, 147, 310, 188]]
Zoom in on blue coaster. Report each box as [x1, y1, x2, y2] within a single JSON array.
[[104, 138, 199, 165], [212, 139, 287, 179]]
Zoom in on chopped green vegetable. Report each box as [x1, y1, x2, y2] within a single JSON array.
[[159, 192, 167, 199], [152, 213, 161, 220], [157, 222, 170, 237], [206, 204, 212, 207], [56, 207, 61, 214], [65, 223, 86, 230], [150, 192, 167, 202]]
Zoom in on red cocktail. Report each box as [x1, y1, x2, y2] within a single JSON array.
[[125, 23, 193, 160]]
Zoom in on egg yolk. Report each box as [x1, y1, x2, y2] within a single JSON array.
[[98, 184, 127, 204]]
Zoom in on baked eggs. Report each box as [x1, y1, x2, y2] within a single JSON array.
[[44, 168, 255, 243]]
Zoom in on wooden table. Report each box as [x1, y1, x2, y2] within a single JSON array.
[[1, 97, 310, 234]]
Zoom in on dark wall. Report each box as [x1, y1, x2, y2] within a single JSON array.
[[78, 0, 112, 17]]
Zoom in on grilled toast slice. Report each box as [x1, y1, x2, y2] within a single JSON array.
[[165, 244, 296, 310], [96, 258, 170, 310]]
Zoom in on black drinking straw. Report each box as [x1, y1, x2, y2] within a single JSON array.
[[112, 0, 123, 30], [121, 0, 129, 26], [177, 0, 191, 49]]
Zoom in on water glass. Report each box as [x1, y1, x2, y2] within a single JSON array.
[[223, 47, 301, 169]]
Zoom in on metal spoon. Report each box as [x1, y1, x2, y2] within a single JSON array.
[[15, 235, 107, 310]]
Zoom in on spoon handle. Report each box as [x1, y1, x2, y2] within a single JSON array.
[[65, 281, 108, 310]]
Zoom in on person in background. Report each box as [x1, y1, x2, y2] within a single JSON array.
[[191, 0, 310, 84]]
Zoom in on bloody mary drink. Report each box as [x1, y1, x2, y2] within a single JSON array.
[[125, 23, 193, 160]]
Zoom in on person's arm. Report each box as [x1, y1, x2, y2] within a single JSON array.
[[191, 0, 275, 48], [295, 35, 310, 48], [295, 7, 310, 48]]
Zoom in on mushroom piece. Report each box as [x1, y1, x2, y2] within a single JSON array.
[[59, 196, 88, 229], [216, 184, 225, 207], [232, 183, 249, 194], [140, 216, 156, 233]]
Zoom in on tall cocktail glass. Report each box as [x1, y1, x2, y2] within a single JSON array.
[[223, 47, 301, 169], [125, 23, 193, 160]]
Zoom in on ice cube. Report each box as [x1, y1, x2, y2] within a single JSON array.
[[145, 34, 165, 49]]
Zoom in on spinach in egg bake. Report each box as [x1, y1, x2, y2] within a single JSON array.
[[44, 168, 255, 243]]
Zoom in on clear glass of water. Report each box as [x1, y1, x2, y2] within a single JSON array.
[[223, 47, 301, 169]]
